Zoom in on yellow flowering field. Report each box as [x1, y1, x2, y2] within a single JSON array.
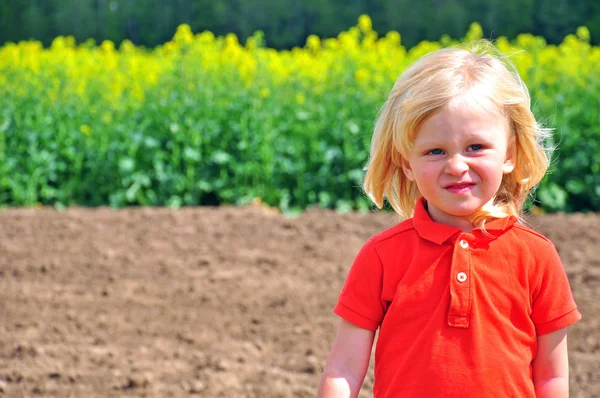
[[0, 16, 599, 212]]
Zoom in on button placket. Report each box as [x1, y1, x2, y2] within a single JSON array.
[[447, 235, 473, 328]]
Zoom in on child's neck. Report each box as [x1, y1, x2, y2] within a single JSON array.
[[425, 203, 475, 232]]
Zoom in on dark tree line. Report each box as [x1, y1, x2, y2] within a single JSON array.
[[1, 0, 598, 49]]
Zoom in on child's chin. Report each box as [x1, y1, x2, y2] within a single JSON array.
[[443, 205, 482, 218]]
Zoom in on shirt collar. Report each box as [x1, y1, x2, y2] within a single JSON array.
[[412, 197, 517, 245]]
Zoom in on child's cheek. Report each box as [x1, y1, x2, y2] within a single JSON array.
[[415, 165, 440, 191], [474, 158, 505, 180], [420, 164, 440, 181]]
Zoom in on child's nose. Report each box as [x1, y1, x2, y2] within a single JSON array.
[[445, 155, 469, 175]]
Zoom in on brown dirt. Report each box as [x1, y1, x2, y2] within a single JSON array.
[[0, 204, 598, 397]]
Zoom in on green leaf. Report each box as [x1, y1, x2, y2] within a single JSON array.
[[336, 199, 353, 213], [184, 147, 201, 162], [211, 151, 232, 165], [167, 195, 182, 208], [119, 158, 135, 174], [537, 183, 567, 211]]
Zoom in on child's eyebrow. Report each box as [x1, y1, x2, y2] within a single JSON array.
[[414, 140, 442, 148], [414, 135, 495, 148]]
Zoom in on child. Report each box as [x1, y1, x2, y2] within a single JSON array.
[[317, 41, 581, 398]]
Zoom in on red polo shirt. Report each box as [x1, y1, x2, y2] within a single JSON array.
[[334, 198, 581, 397]]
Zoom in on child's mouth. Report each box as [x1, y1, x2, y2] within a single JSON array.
[[445, 183, 475, 194]]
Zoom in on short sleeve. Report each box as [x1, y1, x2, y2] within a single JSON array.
[[333, 238, 385, 331], [531, 241, 581, 335]]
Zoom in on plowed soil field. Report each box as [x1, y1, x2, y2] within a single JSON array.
[[1, 204, 598, 397]]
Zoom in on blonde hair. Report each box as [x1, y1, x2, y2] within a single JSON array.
[[363, 40, 551, 226]]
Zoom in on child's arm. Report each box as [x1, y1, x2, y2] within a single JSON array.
[[317, 319, 375, 398], [532, 327, 569, 397]]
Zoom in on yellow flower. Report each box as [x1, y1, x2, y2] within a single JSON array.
[[355, 68, 371, 83], [101, 40, 115, 52], [120, 39, 136, 53], [80, 124, 91, 135], [51, 36, 67, 50], [259, 88, 271, 98], [174, 24, 194, 45], [306, 35, 321, 52], [576, 26, 590, 43], [386, 31, 401, 46], [358, 15, 372, 33], [225, 33, 239, 48], [516, 33, 536, 49], [465, 22, 483, 42]]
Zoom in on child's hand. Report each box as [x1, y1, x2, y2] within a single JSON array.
[[317, 319, 375, 398]]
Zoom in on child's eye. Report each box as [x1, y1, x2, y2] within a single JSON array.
[[469, 144, 483, 151], [427, 148, 444, 155]]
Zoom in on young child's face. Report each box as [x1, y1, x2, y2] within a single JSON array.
[[401, 101, 515, 230]]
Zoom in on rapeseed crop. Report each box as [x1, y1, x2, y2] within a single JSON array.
[[1, 16, 598, 212]]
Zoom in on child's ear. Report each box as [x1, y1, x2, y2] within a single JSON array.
[[401, 158, 416, 181], [503, 160, 515, 174], [503, 143, 516, 174]]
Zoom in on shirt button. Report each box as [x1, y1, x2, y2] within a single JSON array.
[[459, 239, 469, 249], [457, 272, 467, 282]]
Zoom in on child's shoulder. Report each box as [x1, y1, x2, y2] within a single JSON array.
[[368, 217, 416, 245], [506, 222, 559, 259], [510, 222, 555, 246]]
